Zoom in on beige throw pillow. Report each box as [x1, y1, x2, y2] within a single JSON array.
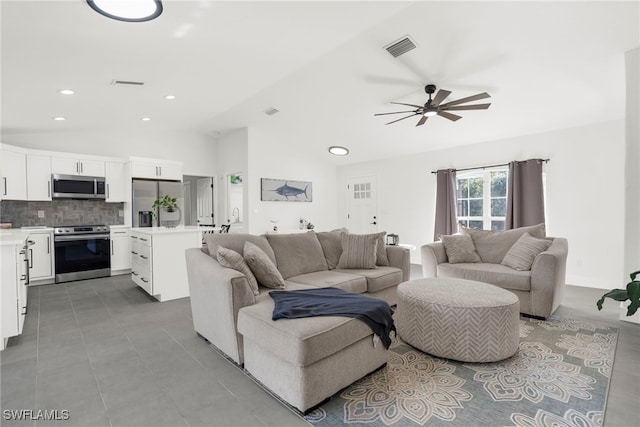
[[316, 228, 347, 269], [370, 231, 390, 266], [337, 233, 378, 269], [501, 232, 552, 271], [217, 246, 259, 296], [463, 223, 546, 263], [243, 241, 285, 289], [441, 234, 482, 264]]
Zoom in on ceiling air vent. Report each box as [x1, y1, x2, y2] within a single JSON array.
[[384, 36, 417, 58], [264, 107, 279, 116], [111, 80, 144, 86]]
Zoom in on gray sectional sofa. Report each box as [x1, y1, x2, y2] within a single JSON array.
[[421, 224, 568, 318], [185, 230, 410, 412]]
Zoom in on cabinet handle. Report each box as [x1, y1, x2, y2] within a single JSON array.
[[140, 237, 148, 242], [47, 236, 50, 254], [114, 231, 126, 234], [47, 181, 51, 198], [111, 240, 114, 255], [158, 166, 162, 176], [76, 162, 79, 173], [132, 271, 138, 276], [29, 249, 33, 268], [141, 278, 148, 283], [21, 307, 27, 316], [81, 162, 84, 173], [131, 236, 138, 240], [131, 251, 138, 255], [3, 177, 6, 195], [140, 255, 148, 260], [20, 274, 27, 281]]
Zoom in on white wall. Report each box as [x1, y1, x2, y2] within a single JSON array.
[[1, 128, 218, 177], [338, 120, 626, 289], [624, 48, 640, 281], [246, 126, 339, 235]]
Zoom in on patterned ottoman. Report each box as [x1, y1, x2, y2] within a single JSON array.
[[396, 278, 520, 362]]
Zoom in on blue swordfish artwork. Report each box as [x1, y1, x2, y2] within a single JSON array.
[[275, 182, 309, 200]]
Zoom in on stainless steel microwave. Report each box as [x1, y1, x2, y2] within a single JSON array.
[[51, 174, 106, 199]]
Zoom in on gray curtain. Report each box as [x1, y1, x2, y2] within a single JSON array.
[[505, 159, 545, 229], [433, 169, 457, 241]]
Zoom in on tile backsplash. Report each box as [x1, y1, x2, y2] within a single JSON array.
[[1, 200, 125, 228]]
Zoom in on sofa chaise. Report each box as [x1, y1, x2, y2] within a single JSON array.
[[421, 223, 568, 318]]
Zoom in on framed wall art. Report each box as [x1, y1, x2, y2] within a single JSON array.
[[261, 178, 312, 202]]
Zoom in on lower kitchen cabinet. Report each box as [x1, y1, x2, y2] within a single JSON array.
[[1, 234, 29, 350], [130, 228, 202, 302], [27, 230, 54, 283], [110, 227, 131, 274]]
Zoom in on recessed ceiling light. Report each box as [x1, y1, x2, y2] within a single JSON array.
[[58, 89, 75, 95], [52, 117, 66, 121], [87, 0, 163, 22], [164, 95, 176, 100], [328, 146, 349, 156], [140, 117, 151, 121]]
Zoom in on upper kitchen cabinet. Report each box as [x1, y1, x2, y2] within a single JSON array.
[[0, 144, 27, 201], [27, 154, 52, 201], [130, 159, 182, 181], [51, 156, 105, 177], [105, 161, 126, 202]]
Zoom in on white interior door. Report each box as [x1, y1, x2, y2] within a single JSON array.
[[346, 175, 378, 234], [197, 177, 214, 225]]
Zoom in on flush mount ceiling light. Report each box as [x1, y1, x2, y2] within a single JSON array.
[[87, 0, 163, 22], [328, 146, 349, 156], [52, 117, 66, 121], [164, 95, 176, 100], [140, 117, 151, 121], [58, 89, 75, 95]]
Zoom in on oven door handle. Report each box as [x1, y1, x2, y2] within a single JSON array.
[[54, 234, 110, 242]]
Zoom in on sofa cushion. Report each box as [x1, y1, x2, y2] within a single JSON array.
[[266, 232, 328, 279], [244, 242, 285, 289], [237, 299, 374, 367], [440, 234, 482, 264], [334, 266, 402, 293], [205, 233, 277, 264], [287, 271, 367, 294], [315, 229, 347, 269], [337, 233, 378, 269], [463, 223, 546, 263], [217, 246, 260, 296], [437, 262, 531, 292], [502, 233, 553, 271]]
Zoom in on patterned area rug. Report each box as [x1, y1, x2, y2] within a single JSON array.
[[305, 316, 617, 427]]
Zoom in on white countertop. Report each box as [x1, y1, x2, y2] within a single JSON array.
[[130, 226, 204, 235], [0, 229, 31, 246]]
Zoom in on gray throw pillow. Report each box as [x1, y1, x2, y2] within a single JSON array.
[[440, 234, 482, 264], [337, 233, 378, 269], [369, 231, 390, 266], [217, 246, 259, 296], [501, 232, 553, 271], [243, 241, 285, 289], [463, 223, 546, 263], [266, 232, 328, 279], [316, 228, 347, 269]]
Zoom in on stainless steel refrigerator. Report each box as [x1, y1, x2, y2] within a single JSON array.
[[132, 179, 185, 227]]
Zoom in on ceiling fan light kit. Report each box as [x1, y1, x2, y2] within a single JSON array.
[[375, 84, 491, 127]]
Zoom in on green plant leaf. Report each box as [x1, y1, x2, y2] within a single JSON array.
[[596, 289, 629, 311], [625, 280, 640, 316], [630, 270, 640, 281]]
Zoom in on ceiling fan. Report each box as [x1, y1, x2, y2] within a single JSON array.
[[374, 84, 491, 126]]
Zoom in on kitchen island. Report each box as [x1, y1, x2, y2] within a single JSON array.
[[130, 226, 204, 302], [1, 229, 31, 349]]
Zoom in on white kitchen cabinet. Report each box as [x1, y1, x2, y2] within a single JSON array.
[[130, 160, 183, 181], [110, 227, 131, 273], [51, 156, 105, 177], [1, 234, 29, 349], [0, 144, 27, 201], [105, 161, 126, 202], [27, 154, 52, 201], [130, 227, 201, 301], [27, 231, 54, 282]]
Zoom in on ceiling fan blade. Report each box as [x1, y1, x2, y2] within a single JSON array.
[[385, 113, 419, 125], [431, 89, 451, 106], [390, 101, 424, 109], [439, 92, 490, 109], [374, 110, 417, 116], [443, 103, 491, 111], [416, 116, 428, 126], [437, 111, 462, 122]]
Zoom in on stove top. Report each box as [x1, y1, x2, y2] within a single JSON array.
[[54, 225, 110, 235]]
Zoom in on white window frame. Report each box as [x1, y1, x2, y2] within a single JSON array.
[[456, 167, 508, 231]]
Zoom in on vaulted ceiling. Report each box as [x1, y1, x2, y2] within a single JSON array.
[[2, 1, 638, 164]]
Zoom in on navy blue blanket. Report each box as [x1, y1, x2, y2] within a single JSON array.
[[269, 287, 396, 349]]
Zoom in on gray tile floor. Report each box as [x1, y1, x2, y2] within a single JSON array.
[[1, 267, 638, 427]]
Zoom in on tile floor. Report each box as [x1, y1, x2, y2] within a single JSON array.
[[1, 267, 638, 426]]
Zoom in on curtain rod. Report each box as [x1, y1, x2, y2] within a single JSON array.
[[430, 159, 550, 174]]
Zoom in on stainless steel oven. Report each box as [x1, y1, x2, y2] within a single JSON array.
[[54, 225, 110, 283]]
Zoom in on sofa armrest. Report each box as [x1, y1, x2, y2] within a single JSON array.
[[530, 237, 568, 318], [421, 242, 447, 278], [185, 248, 256, 364], [385, 245, 411, 282]]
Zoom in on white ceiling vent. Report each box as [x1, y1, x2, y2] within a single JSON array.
[[384, 36, 417, 58], [111, 80, 144, 86], [264, 107, 279, 116]]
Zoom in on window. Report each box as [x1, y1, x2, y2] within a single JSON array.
[[353, 183, 371, 199], [457, 169, 508, 231]]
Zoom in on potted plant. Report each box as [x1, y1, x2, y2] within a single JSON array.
[[152, 195, 181, 227], [597, 269, 640, 317]]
